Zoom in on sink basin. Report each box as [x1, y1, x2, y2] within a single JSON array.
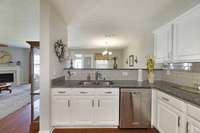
[[172, 86, 200, 94], [79, 81, 114, 86], [97, 81, 114, 86]]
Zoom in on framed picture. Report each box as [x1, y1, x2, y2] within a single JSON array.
[[129, 55, 134, 67]]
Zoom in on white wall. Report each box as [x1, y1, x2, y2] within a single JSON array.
[[69, 49, 123, 68], [0, 47, 29, 83], [122, 33, 154, 68], [50, 5, 68, 79], [40, 0, 68, 132], [40, 0, 51, 132]]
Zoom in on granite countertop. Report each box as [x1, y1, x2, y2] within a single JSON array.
[[51, 79, 200, 108]]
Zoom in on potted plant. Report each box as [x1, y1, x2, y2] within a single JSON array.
[[146, 55, 155, 84]]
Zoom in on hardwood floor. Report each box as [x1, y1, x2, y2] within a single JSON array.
[[53, 128, 158, 133], [0, 104, 31, 133]]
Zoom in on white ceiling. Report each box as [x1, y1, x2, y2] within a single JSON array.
[[0, 0, 40, 48], [50, 0, 200, 49]]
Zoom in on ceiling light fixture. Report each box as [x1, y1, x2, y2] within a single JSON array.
[[102, 35, 113, 57]]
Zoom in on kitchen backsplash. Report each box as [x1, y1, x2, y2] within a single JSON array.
[[65, 69, 162, 81], [65, 68, 200, 88], [161, 70, 200, 87]]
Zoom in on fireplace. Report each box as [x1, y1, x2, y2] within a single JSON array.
[[0, 73, 14, 83]]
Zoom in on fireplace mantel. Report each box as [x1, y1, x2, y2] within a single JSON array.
[[0, 65, 21, 85]]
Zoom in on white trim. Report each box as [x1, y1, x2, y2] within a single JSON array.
[[39, 130, 51, 133], [52, 126, 118, 129]]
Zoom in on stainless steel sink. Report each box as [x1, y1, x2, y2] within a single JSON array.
[[172, 86, 200, 94], [97, 81, 114, 86], [79, 81, 113, 86]]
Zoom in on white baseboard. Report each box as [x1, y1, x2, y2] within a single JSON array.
[[39, 130, 51, 133], [52, 126, 118, 129]]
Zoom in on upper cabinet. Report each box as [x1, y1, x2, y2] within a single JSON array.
[[173, 5, 200, 62], [154, 4, 200, 63], [154, 23, 173, 63]]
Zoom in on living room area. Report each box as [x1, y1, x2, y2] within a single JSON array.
[[0, 0, 40, 128]]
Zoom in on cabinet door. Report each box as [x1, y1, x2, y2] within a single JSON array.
[[187, 117, 200, 133], [71, 96, 94, 125], [154, 24, 172, 63], [52, 96, 71, 126], [157, 100, 182, 133], [173, 5, 200, 62], [94, 96, 119, 126]]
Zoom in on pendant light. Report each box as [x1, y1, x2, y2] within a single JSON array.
[[102, 35, 112, 56]]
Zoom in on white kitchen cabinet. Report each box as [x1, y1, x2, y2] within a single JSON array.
[[187, 104, 200, 133], [173, 4, 200, 62], [51, 88, 119, 127], [52, 96, 71, 126], [157, 100, 183, 133], [94, 96, 119, 126], [154, 23, 173, 63], [71, 96, 95, 125], [153, 90, 200, 133], [187, 117, 200, 133]]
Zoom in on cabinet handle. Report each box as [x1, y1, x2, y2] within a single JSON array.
[[80, 92, 88, 94], [161, 97, 170, 102], [105, 92, 112, 94], [186, 121, 189, 133], [68, 100, 70, 107], [178, 116, 180, 127], [58, 91, 66, 94], [98, 100, 100, 108], [92, 100, 94, 107]]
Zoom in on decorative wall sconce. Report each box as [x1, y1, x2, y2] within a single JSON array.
[[54, 39, 66, 63], [126, 55, 138, 67]]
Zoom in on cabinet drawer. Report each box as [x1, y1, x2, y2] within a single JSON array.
[[187, 104, 200, 122], [157, 91, 186, 112], [71, 88, 94, 96], [95, 88, 119, 96], [52, 88, 71, 96]]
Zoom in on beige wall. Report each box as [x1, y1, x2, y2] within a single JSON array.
[[40, 0, 51, 132], [122, 34, 154, 69], [40, 0, 68, 132], [50, 5, 68, 79]]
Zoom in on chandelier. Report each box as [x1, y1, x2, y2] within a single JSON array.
[[102, 35, 112, 56]]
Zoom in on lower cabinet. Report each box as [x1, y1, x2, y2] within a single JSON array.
[[51, 88, 119, 127], [157, 100, 183, 133], [71, 96, 95, 125], [187, 117, 200, 133], [94, 96, 119, 126], [52, 96, 71, 126], [155, 90, 200, 133]]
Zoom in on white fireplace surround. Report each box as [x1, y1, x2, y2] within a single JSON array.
[[0, 65, 21, 85]]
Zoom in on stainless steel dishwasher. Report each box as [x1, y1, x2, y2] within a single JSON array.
[[120, 88, 151, 128]]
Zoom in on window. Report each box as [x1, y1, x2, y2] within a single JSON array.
[[95, 60, 109, 68], [73, 59, 83, 69], [34, 54, 40, 76]]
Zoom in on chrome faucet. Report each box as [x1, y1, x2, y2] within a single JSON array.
[[194, 83, 200, 91], [95, 71, 103, 81]]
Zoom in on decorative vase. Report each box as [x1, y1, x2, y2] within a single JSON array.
[[148, 72, 155, 84]]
